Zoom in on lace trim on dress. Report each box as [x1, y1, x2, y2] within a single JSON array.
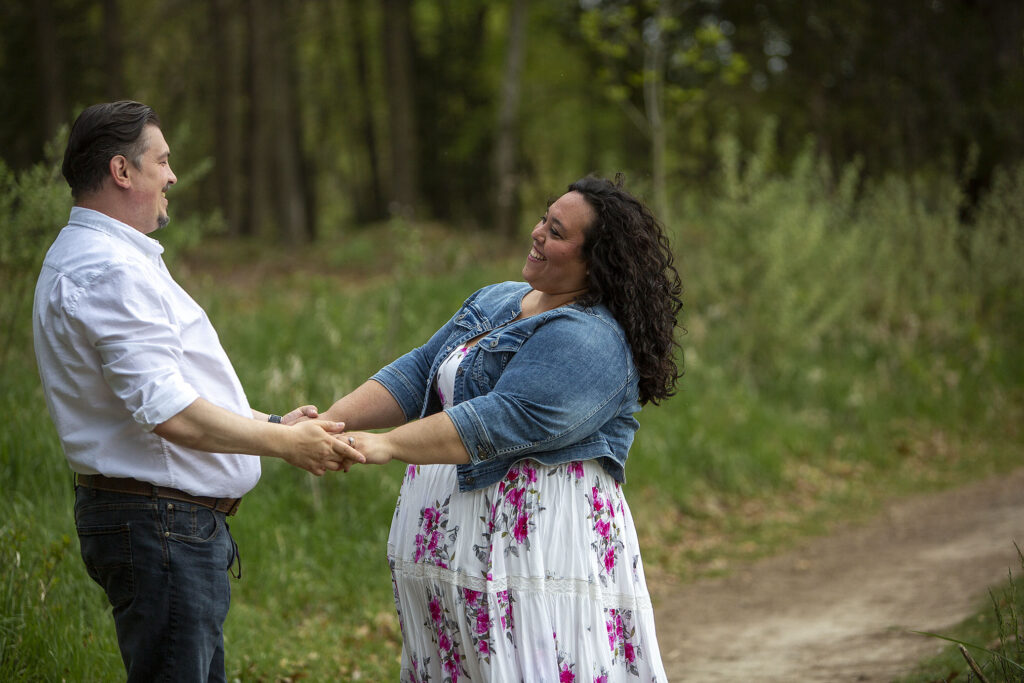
[[389, 551, 654, 611]]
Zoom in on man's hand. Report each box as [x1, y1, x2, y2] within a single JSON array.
[[282, 404, 319, 425], [279, 420, 366, 476]]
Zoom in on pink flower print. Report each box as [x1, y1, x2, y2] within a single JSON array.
[[567, 461, 584, 479], [506, 466, 520, 481], [478, 639, 490, 654], [439, 632, 453, 652], [464, 588, 480, 605], [592, 487, 603, 512], [513, 513, 529, 543], [406, 465, 417, 479], [475, 610, 490, 635], [624, 643, 636, 663], [594, 677, 608, 683], [429, 597, 442, 624], [525, 462, 537, 483], [595, 519, 611, 539], [506, 486, 524, 509], [560, 666, 576, 683], [604, 547, 617, 573]]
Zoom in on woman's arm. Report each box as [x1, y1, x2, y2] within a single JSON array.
[[319, 380, 408, 431], [343, 412, 470, 466]]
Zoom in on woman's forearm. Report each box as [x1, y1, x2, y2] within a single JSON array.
[[349, 412, 470, 466], [320, 379, 408, 431]]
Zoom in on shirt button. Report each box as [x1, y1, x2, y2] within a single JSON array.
[[167, 504, 174, 510], [164, 531, 170, 537]]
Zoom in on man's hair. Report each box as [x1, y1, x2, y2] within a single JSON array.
[[61, 101, 161, 200]]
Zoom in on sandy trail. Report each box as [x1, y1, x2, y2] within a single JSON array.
[[650, 468, 1024, 682]]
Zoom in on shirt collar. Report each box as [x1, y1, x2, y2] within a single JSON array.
[[68, 206, 165, 257]]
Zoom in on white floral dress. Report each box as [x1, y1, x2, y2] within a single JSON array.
[[387, 345, 667, 683]]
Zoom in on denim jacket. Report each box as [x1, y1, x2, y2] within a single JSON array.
[[371, 281, 641, 492]]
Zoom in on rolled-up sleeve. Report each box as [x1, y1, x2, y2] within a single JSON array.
[[72, 265, 199, 430], [446, 315, 632, 464], [371, 309, 464, 421]]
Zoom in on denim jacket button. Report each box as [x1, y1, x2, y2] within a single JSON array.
[[489, 340, 497, 348]]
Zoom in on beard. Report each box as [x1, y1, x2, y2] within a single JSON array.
[[157, 212, 170, 230]]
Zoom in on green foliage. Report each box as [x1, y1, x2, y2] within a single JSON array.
[[903, 547, 1024, 682], [0, 134, 69, 367], [2, 134, 1022, 678]]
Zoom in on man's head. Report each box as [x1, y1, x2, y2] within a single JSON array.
[[62, 101, 177, 233]]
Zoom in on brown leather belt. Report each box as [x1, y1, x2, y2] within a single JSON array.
[[76, 473, 242, 516]]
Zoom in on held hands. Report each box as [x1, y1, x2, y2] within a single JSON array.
[[274, 405, 391, 472], [279, 420, 366, 476]]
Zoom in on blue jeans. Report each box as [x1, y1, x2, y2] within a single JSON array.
[[74, 486, 239, 682]]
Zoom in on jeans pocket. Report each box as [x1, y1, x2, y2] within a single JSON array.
[[165, 504, 222, 543], [77, 523, 135, 609]]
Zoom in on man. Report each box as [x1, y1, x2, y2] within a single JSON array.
[[32, 100, 361, 682]]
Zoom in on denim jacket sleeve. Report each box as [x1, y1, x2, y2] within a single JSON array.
[[445, 311, 634, 464], [370, 309, 462, 421]]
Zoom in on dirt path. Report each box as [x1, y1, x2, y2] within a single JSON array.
[[650, 467, 1024, 682]]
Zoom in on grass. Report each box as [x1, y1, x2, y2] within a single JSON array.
[[2, 147, 1023, 679]]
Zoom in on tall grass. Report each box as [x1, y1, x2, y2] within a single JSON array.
[[1, 132, 1022, 678]]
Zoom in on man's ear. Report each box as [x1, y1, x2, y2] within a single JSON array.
[[109, 155, 131, 189]]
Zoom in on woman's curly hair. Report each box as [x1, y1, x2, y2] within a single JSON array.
[[570, 175, 684, 405]]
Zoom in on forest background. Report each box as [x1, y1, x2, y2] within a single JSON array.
[[1, 0, 1023, 679]]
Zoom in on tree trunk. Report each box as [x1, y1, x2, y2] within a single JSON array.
[[643, 0, 669, 223], [31, 0, 65, 141], [345, 0, 386, 222], [248, 0, 311, 241], [382, 0, 418, 218], [102, 0, 125, 99], [494, 0, 528, 237], [209, 0, 248, 236]]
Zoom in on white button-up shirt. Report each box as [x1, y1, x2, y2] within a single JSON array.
[[33, 207, 261, 498]]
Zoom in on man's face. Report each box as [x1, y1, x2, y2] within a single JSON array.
[[128, 125, 177, 234]]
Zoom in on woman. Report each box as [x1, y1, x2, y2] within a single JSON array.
[[327, 175, 682, 682]]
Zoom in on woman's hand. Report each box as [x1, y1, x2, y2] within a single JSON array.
[[340, 432, 393, 466]]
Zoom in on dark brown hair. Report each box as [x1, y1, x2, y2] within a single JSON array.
[[62, 101, 160, 200], [571, 175, 684, 405]]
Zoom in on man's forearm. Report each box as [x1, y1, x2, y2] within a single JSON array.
[[155, 398, 288, 458]]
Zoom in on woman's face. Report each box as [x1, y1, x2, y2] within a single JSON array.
[[522, 191, 594, 296]]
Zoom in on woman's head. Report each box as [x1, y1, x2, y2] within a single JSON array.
[[568, 175, 684, 405], [521, 190, 594, 298]]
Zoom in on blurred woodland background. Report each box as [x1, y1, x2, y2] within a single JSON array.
[[2, 0, 1024, 679], [2, 0, 1022, 237]]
